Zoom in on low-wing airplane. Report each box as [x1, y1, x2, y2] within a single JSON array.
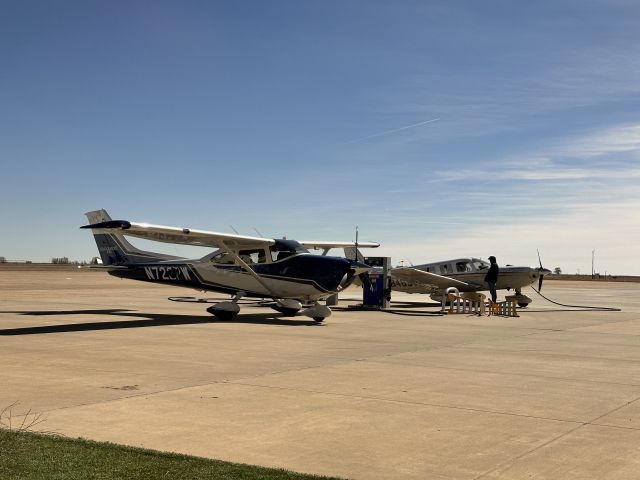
[[391, 257, 551, 307], [82, 209, 378, 322]]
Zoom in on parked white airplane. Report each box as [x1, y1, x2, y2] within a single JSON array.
[[391, 257, 551, 307], [82, 210, 378, 322]]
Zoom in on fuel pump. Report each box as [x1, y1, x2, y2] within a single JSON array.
[[361, 257, 391, 309]]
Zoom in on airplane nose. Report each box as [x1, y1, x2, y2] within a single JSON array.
[[532, 267, 552, 291], [531, 267, 551, 277]]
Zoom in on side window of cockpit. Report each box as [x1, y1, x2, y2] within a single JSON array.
[[239, 252, 253, 264], [239, 249, 268, 264], [440, 264, 450, 274], [456, 261, 472, 273], [210, 252, 234, 264]]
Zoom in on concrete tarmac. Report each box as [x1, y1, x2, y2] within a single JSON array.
[[1, 268, 640, 479]]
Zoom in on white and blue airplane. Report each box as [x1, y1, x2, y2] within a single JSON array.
[[391, 257, 551, 307], [82, 209, 378, 322]]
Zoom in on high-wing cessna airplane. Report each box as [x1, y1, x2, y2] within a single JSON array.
[[82, 210, 378, 322], [391, 257, 551, 307]]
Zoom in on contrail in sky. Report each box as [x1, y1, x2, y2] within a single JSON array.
[[348, 117, 440, 143]]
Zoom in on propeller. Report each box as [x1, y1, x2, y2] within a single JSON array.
[[345, 225, 373, 290], [338, 225, 375, 289], [354, 225, 370, 284], [536, 249, 551, 291], [354, 225, 359, 261]]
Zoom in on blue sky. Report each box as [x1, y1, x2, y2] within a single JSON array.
[[2, 1, 639, 275]]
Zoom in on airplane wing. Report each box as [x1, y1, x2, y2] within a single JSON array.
[[300, 241, 380, 250], [391, 267, 475, 289], [81, 219, 275, 249]]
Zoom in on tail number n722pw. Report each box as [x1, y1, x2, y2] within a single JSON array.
[[144, 266, 191, 282]]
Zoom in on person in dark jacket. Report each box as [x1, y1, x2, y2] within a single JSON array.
[[484, 256, 499, 303]]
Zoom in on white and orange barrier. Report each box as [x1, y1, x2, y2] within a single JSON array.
[[441, 287, 518, 317], [487, 299, 519, 317], [441, 288, 486, 316]]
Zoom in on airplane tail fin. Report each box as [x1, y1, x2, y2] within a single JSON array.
[[84, 209, 181, 266]]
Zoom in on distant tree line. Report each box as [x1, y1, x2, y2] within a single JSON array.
[[50, 257, 89, 265], [0, 257, 94, 264]]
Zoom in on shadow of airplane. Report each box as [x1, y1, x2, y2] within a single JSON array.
[[331, 297, 443, 316], [7, 309, 135, 316], [0, 309, 320, 336], [389, 301, 442, 308]]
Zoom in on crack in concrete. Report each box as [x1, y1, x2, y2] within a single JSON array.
[[472, 395, 640, 479]]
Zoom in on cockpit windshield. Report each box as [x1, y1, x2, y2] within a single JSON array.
[[270, 239, 308, 262], [473, 258, 490, 271]]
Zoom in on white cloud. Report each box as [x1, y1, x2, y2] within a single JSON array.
[[371, 122, 640, 275], [377, 199, 640, 275], [550, 123, 640, 159], [429, 122, 640, 183]]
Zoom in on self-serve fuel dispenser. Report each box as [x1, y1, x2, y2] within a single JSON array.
[[362, 257, 391, 309]]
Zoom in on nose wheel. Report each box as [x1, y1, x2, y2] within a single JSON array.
[[506, 289, 532, 308], [301, 303, 332, 323]]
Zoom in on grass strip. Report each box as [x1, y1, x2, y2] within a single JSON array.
[[0, 430, 345, 480]]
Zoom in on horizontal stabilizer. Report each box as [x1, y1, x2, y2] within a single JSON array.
[[81, 220, 132, 230]]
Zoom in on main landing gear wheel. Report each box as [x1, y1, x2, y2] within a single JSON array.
[[208, 309, 238, 321], [272, 299, 303, 317], [507, 290, 532, 309], [313, 317, 325, 323], [206, 297, 242, 321]]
